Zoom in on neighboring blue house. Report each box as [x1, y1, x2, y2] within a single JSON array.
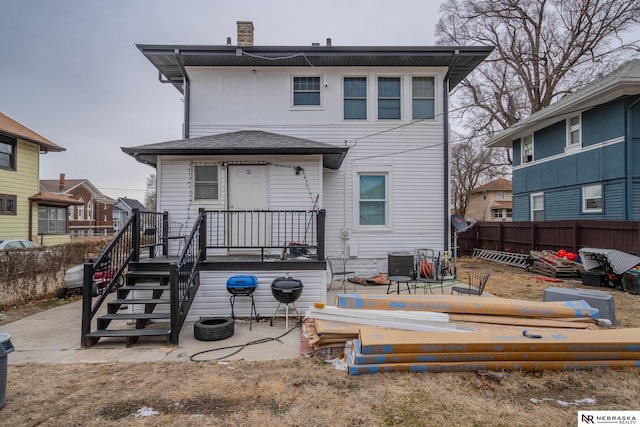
[[112, 197, 146, 232], [486, 60, 640, 221]]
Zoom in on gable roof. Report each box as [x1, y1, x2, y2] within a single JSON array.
[[137, 44, 494, 93], [116, 198, 146, 211], [29, 191, 83, 206], [121, 130, 350, 170], [0, 112, 65, 152], [470, 178, 512, 194], [486, 60, 640, 147], [40, 179, 116, 203]]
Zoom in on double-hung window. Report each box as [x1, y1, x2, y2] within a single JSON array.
[[0, 194, 16, 215], [378, 77, 401, 119], [194, 165, 219, 200], [344, 77, 367, 120], [78, 198, 84, 220], [358, 173, 388, 226], [531, 193, 544, 221], [582, 184, 602, 213], [522, 135, 534, 164], [0, 136, 16, 170], [293, 76, 321, 106], [567, 115, 581, 147], [412, 76, 435, 119]]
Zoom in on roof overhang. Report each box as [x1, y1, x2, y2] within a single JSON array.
[[486, 61, 640, 148], [121, 130, 349, 170], [136, 44, 494, 93], [29, 191, 83, 206]]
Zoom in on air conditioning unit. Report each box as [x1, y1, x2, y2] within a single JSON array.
[[341, 228, 351, 239]]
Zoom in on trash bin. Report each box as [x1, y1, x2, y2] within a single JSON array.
[[0, 333, 14, 409]]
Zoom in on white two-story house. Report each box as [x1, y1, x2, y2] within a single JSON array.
[[120, 22, 491, 318]]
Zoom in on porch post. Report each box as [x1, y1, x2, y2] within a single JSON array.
[[169, 266, 179, 345], [80, 258, 94, 348], [132, 208, 140, 262], [317, 209, 326, 261], [198, 208, 207, 262], [162, 211, 169, 257]]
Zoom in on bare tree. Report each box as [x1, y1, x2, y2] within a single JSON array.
[[438, 0, 640, 213], [144, 174, 156, 210]]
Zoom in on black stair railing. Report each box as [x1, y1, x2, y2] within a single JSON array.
[[81, 208, 166, 347], [169, 211, 206, 344]]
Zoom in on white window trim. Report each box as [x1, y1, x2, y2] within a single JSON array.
[[565, 114, 582, 154], [530, 192, 544, 221], [78, 197, 84, 220], [582, 184, 603, 213], [353, 165, 393, 231], [342, 74, 369, 121], [522, 134, 534, 164], [290, 74, 324, 110], [410, 74, 437, 121], [376, 75, 403, 121], [192, 163, 220, 202]]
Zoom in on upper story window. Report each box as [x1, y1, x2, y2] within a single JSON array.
[[358, 173, 388, 227], [567, 115, 581, 147], [378, 77, 401, 120], [344, 77, 367, 120], [194, 165, 219, 200], [583, 184, 603, 213], [78, 198, 84, 220], [0, 136, 16, 170], [87, 200, 93, 221], [68, 206, 74, 220], [531, 193, 544, 221], [496, 191, 505, 200], [0, 194, 16, 215], [412, 76, 435, 120], [522, 135, 534, 164], [293, 76, 321, 106]]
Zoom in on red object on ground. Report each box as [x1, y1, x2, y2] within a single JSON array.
[[565, 252, 578, 261], [556, 249, 567, 258]]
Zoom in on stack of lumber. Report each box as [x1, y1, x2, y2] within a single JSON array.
[[530, 250, 584, 278], [346, 326, 640, 375], [304, 293, 611, 371]]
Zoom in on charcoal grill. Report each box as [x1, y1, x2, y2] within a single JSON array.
[[269, 276, 303, 329], [226, 275, 259, 330]]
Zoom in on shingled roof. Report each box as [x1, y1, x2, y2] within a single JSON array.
[[0, 112, 64, 152]]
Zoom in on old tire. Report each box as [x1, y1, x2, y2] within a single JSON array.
[[56, 288, 68, 299], [194, 317, 234, 341]]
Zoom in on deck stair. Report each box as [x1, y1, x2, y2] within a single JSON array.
[[472, 249, 531, 269], [86, 266, 173, 347]]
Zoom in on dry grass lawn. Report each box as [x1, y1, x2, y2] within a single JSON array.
[[2, 257, 640, 426]]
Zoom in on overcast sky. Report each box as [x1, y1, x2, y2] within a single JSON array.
[[1, 0, 443, 201]]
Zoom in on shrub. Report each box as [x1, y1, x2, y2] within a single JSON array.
[[0, 238, 111, 310]]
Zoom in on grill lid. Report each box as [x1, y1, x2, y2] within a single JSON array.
[[271, 277, 303, 291], [227, 275, 258, 289]]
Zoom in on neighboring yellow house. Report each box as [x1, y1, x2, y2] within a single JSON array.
[[0, 112, 80, 246], [466, 178, 513, 222]]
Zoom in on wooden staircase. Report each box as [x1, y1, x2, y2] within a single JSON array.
[[85, 263, 174, 347]]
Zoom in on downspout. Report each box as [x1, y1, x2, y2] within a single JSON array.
[[174, 49, 191, 139], [626, 96, 640, 220], [442, 50, 459, 251]]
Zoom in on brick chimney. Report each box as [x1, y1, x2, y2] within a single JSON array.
[[237, 21, 254, 46], [59, 173, 65, 191]]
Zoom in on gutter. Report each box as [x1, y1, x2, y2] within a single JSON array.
[[625, 96, 640, 219], [443, 50, 459, 251], [174, 49, 191, 139]]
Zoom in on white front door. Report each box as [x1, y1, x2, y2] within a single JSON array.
[[228, 165, 269, 252]]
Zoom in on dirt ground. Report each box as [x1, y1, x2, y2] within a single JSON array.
[[2, 257, 640, 426]]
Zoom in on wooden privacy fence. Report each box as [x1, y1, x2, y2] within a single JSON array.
[[457, 220, 640, 257]]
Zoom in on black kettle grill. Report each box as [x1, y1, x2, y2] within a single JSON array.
[[270, 276, 303, 328]]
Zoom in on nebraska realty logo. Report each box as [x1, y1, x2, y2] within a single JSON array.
[[579, 411, 640, 426]]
